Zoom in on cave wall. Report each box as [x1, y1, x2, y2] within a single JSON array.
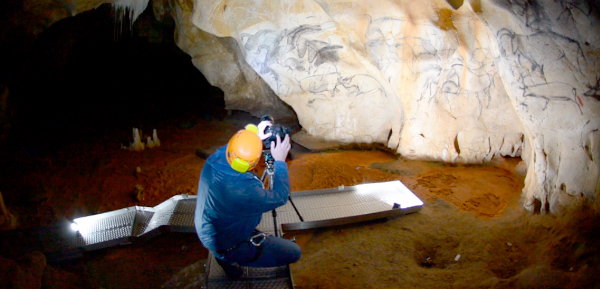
[[479, 0, 600, 212], [181, 0, 600, 213], [1, 0, 599, 214], [156, 0, 296, 119]]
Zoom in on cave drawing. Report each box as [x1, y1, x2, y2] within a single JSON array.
[[365, 15, 499, 117], [496, 0, 600, 115], [496, 30, 586, 114], [241, 21, 391, 108], [584, 76, 600, 101]]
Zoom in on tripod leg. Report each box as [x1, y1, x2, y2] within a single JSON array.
[[272, 209, 279, 237], [261, 169, 268, 184], [288, 196, 304, 222]]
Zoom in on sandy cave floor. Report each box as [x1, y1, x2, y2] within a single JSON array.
[[1, 110, 600, 289]]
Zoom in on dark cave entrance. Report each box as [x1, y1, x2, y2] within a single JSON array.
[[8, 3, 226, 159]]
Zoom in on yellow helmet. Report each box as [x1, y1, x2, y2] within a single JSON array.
[[226, 125, 262, 173]]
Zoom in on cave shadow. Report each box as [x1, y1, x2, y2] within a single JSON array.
[[5, 3, 226, 164]]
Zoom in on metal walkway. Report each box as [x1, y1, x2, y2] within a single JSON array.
[[202, 180, 423, 289], [40, 180, 422, 288], [204, 254, 295, 289]]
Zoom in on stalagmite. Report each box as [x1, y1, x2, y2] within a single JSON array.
[[145, 130, 161, 148], [122, 128, 160, 151], [152, 129, 160, 147], [131, 128, 144, 151], [146, 136, 155, 148]]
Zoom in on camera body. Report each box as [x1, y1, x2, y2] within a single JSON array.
[[263, 124, 291, 149], [261, 115, 291, 149]]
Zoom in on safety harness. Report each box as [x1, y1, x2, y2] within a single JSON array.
[[217, 231, 269, 262]]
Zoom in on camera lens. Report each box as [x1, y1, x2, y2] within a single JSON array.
[[263, 124, 290, 149]]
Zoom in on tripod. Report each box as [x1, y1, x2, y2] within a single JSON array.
[[260, 150, 303, 237]]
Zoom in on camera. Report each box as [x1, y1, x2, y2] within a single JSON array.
[[263, 125, 291, 149], [261, 115, 291, 149]]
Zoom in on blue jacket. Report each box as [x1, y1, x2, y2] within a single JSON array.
[[194, 145, 290, 252]]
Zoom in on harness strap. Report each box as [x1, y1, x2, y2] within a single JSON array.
[[216, 242, 242, 254], [247, 231, 268, 262], [217, 231, 270, 255], [248, 243, 264, 263]]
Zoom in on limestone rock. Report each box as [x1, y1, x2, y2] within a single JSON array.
[[171, 2, 296, 119], [478, 0, 600, 213], [190, 0, 406, 147], [182, 0, 599, 213]]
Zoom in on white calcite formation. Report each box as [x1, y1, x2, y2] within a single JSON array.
[[122, 128, 160, 151]]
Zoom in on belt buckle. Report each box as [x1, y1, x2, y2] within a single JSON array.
[[249, 232, 268, 246]]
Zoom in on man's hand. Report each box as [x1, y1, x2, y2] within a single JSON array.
[[270, 134, 291, 162], [257, 120, 273, 141]]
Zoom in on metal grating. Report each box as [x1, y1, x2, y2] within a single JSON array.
[[77, 226, 132, 247], [132, 209, 155, 237], [256, 201, 303, 234], [299, 201, 391, 221], [170, 198, 196, 227], [205, 252, 293, 289], [51, 181, 422, 263], [73, 207, 136, 247], [142, 198, 177, 234], [280, 181, 423, 230], [245, 266, 289, 279]]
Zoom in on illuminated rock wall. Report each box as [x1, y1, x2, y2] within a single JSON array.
[[176, 0, 600, 213], [479, 0, 600, 213]]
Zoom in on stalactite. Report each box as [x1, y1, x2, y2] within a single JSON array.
[[112, 0, 150, 35]]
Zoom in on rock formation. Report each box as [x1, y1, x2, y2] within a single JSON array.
[[2, 0, 599, 214], [0, 191, 18, 231], [179, 0, 600, 214]]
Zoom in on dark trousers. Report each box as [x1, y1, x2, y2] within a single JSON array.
[[215, 235, 301, 267]]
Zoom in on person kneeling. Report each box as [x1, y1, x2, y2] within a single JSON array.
[[194, 121, 301, 279]]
